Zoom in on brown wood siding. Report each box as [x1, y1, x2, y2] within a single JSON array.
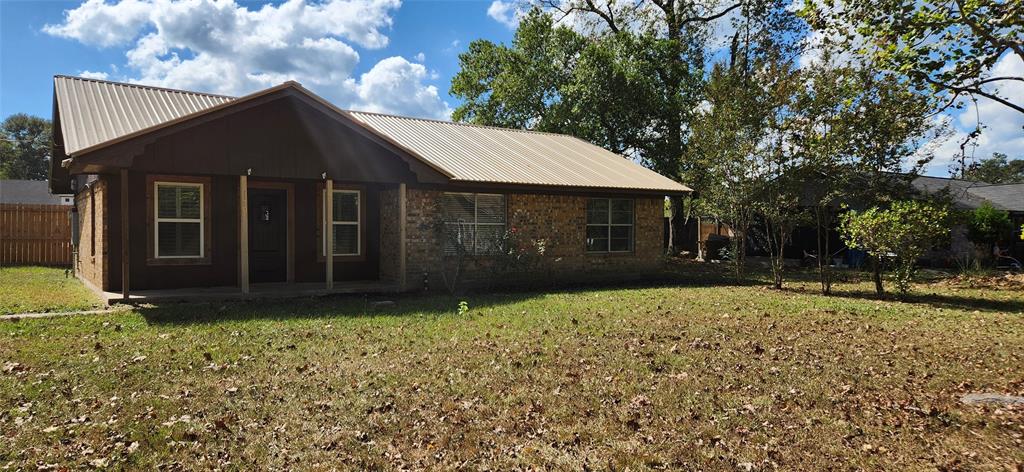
[[126, 96, 419, 184], [0, 204, 72, 266], [105, 174, 382, 290]]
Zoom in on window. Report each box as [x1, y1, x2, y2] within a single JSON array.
[[154, 182, 204, 258], [324, 190, 360, 256], [586, 198, 633, 252], [441, 193, 506, 255]]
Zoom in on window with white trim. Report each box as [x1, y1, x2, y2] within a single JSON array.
[[324, 190, 360, 256], [586, 198, 633, 252], [441, 193, 506, 255], [154, 182, 204, 258]]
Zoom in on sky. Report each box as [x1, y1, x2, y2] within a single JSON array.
[[0, 0, 1020, 177]]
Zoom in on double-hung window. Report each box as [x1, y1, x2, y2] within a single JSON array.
[[441, 193, 506, 255], [586, 198, 633, 252], [154, 182, 204, 258], [325, 190, 360, 256]]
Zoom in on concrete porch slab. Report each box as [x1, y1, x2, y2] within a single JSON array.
[[100, 281, 401, 305]]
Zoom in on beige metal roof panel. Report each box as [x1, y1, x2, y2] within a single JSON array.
[[55, 75, 234, 155], [348, 111, 691, 193]]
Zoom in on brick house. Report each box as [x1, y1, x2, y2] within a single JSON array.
[[49, 76, 689, 300]]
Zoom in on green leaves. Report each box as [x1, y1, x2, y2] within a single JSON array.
[[0, 113, 51, 181], [840, 200, 952, 295]]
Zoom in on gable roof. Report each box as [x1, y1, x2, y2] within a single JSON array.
[[54, 75, 234, 156], [1, 179, 71, 205], [53, 76, 690, 194]]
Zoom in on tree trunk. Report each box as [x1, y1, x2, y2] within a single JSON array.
[[871, 256, 884, 296]]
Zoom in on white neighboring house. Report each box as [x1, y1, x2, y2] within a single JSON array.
[[0, 179, 72, 205]]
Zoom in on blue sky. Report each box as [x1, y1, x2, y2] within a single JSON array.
[[1, 0, 1019, 176]]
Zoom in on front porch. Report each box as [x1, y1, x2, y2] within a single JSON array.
[[100, 280, 401, 305]]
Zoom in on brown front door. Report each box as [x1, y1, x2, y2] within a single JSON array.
[[248, 188, 287, 283]]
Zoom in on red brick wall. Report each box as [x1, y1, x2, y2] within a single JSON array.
[[404, 188, 665, 291]]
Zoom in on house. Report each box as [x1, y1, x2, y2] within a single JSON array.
[[1, 179, 72, 205], [49, 75, 690, 300]]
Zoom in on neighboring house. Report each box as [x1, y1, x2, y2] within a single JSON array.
[[910, 175, 1024, 264], [1, 179, 72, 205], [49, 75, 690, 297]]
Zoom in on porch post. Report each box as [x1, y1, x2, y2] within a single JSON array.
[[239, 175, 249, 294], [398, 183, 407, 291], [325, 178, 334, 290], [120, 168, 130, 301]]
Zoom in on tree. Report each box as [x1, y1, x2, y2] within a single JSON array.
[[840, 200, 951, 296], [966, 202, 1014, 252], [0, 114, 52, 180], [799, 0, 1024, 115], [962, 152, 1024, 183]]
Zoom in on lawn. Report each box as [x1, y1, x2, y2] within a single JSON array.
[[0, 266, 102, 315], [1, 269, 1022, 470]]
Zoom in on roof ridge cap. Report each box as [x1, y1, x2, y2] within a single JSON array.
[[348, 109, 579, 138], [54, 75, 237, 100]]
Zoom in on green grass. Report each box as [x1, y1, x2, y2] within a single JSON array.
[[0, 269, 1022, 469], [0, 266, 102, 315]]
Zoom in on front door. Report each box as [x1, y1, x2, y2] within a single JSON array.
[[249, 188, 287, 283]]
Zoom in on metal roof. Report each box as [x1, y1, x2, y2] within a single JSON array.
[[53, 76, 690, 193], [348, 111, 691, 193], [54, 75, 234, 155]]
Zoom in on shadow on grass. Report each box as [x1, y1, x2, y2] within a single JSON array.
[[138, 271, 763, 326], [781, 285, 1024, 313]]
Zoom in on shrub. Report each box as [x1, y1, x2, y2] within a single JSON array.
[[966, 202, 1012, 248], [840, 201, 951, 296]]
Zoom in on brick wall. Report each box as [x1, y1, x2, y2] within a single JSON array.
[[75, 177, 108, 291], [404, 188, 665, 291]]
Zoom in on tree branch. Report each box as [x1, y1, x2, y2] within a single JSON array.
[[681, 2, 743, 25], [922, 75, 1024, 115]]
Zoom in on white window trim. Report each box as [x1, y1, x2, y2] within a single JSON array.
[[586, 198, 634, 253], [154, 181, 205, 259], [324, 189, 361, 257], [443, 192, 506, 255]]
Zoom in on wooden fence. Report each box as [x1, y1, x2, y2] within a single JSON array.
[[1, 204, 73, 266]]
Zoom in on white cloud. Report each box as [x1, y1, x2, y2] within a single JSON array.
[[43, 0, 151, 47], [78, 70, 109, 80], [44, 0, 453, 119], [926, 53, 1024, 176], [487, 0, 524, 29], [413, 52, 425, 62], [347, 56, 452, 119]]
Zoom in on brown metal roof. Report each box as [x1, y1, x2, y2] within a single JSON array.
[[54, 76, 690, 193], [54, 75, 234, 155]]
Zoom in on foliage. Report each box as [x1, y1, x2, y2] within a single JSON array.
[[799, 0, 1024, 115], [0, 114, 51, 180], [451, 4, 713, 180], [966, 202, 1014, 246], [962, 152, 1024, 183], [840, 201, 952, 295], [456, 300, 469, 316]]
